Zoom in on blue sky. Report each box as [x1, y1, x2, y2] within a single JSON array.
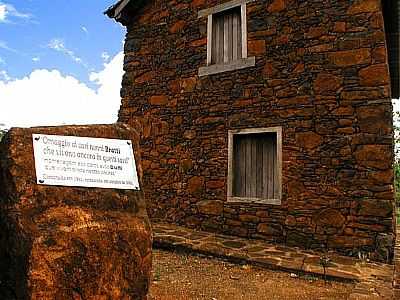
[[0, 0, 126, 128], [0, 0, 124, 86]]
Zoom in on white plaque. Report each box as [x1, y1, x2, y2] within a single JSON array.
[[32, 134, 140, 190]]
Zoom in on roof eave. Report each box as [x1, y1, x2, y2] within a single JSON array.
[[104, 0, 132, 24]]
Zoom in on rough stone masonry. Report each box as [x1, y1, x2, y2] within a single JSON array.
[[0, 124, 152, 300], [110, 0, 397, 262]]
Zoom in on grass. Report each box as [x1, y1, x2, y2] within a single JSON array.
[[153, 266, 162, 282], [397, 207, 400, 225]]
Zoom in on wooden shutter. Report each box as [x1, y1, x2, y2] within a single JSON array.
[[233, 133, 278, 199], [212, 7, 242, 65]]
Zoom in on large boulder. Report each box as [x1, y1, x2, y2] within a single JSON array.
[[0, 124, 152, 300]]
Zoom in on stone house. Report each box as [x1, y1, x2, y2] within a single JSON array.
[[106, 0, 399, 262]]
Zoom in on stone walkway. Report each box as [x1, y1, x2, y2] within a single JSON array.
[[153, 223, 395, 299], [394, 227, 400, 299]]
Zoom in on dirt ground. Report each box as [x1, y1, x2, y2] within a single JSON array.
[[149, 249, 356, 300]]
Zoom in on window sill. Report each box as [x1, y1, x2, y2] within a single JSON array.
[[198, 57, 255, 77], [227, 196, 281, 206]]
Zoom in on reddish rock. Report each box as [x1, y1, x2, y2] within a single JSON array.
[[368, 170, 394, 185], [295, 132, 323, 150], [354, 145, 392, 170], [347, 0, 380, 15], [359, 64, 390, 86], [328, 236, 374, 249], [191, 0, 205, 8], [180, 159, 193, 173], [357, 105, 391, 134], [257, 223, 281, 235], [181, 77, 197, 92], [169, 20, 186, 33], [206, 180, 225, 189], [248, 40, 266, 55], [287, 180, 305, 194], [304, 27, 324, 39], [0, 125, 152, 300], [332, 106, 354, 116], [183, 130, 196, 139], [169, 79, 180, 93], [358, 199, 393, 217], [293, 63, 304, 73], [328, 49, 370, 67], [188, 176, 205, 194], [370, 13, 384, 29], [196, 200, 223, 215], [239, 214, 260, 223], [372, 46, 386, 63], [150, 95, 169, 105], [135, 71, 156, 84], [333, 22, 346, 32], [190, 38, 207, 47], [313, 209, 346, 229], [314, 73, 342, 95], [285, 215, 297, 226], [267, 0, 286, 13], [263, 62, 276, 77]]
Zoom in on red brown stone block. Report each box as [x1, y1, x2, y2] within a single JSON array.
[[295, 132, 322, 150], [356, 105, 391, 135], [333, 22, 346, 33], [359, 64, 390, 86], [169, 20, 186, 33], [248, 40, 266, 55], [354, 145, 392, 170], [196, 200, 223, 215], [267, 0, 286, 13], [150, 95, 169, 105], [188, 176, 205, 194], [347, 0, 380, 15], [313, 209, 346, 229], [358, 199, 393, 217], [135, 71, 156, 84], [328, 49, 370, 67], [0, 124, 152, 300], [313, 73, 342, 95]]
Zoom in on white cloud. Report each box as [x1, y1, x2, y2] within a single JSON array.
[[32, 57, 40, 62], [0, 52, 124, 128], [0, 40, 18, 53], [0, 4, 6, 22], [81, 26, 89, 34], [0, 70, 10, 81], [0, 2, 32, 23], [101, 51, 110, 62], [48, 38, 87, 68]]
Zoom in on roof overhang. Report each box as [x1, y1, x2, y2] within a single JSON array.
[[383, 0, 400, 99], [105, 0, 146, 25]]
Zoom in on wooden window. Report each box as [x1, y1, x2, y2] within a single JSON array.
[[198, 0, 255, 76], [211, 7, 242, 65], [228, 127, 282, 205]]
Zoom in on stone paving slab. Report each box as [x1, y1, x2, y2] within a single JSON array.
[[153, 223, 395, 299], [393, 227, 400, 296]]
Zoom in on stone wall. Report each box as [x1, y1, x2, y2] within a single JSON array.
[[119, 0, 395, 261], [0, 124, 152, 299]]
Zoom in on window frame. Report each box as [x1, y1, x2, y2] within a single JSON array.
[[227, 127, 282, 205], [198, 0, 256, 77]]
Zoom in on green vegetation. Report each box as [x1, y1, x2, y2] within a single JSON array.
[[396, 163, 400, 222], [0, 129, 6, 142], [394, 110, 400, 224]]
